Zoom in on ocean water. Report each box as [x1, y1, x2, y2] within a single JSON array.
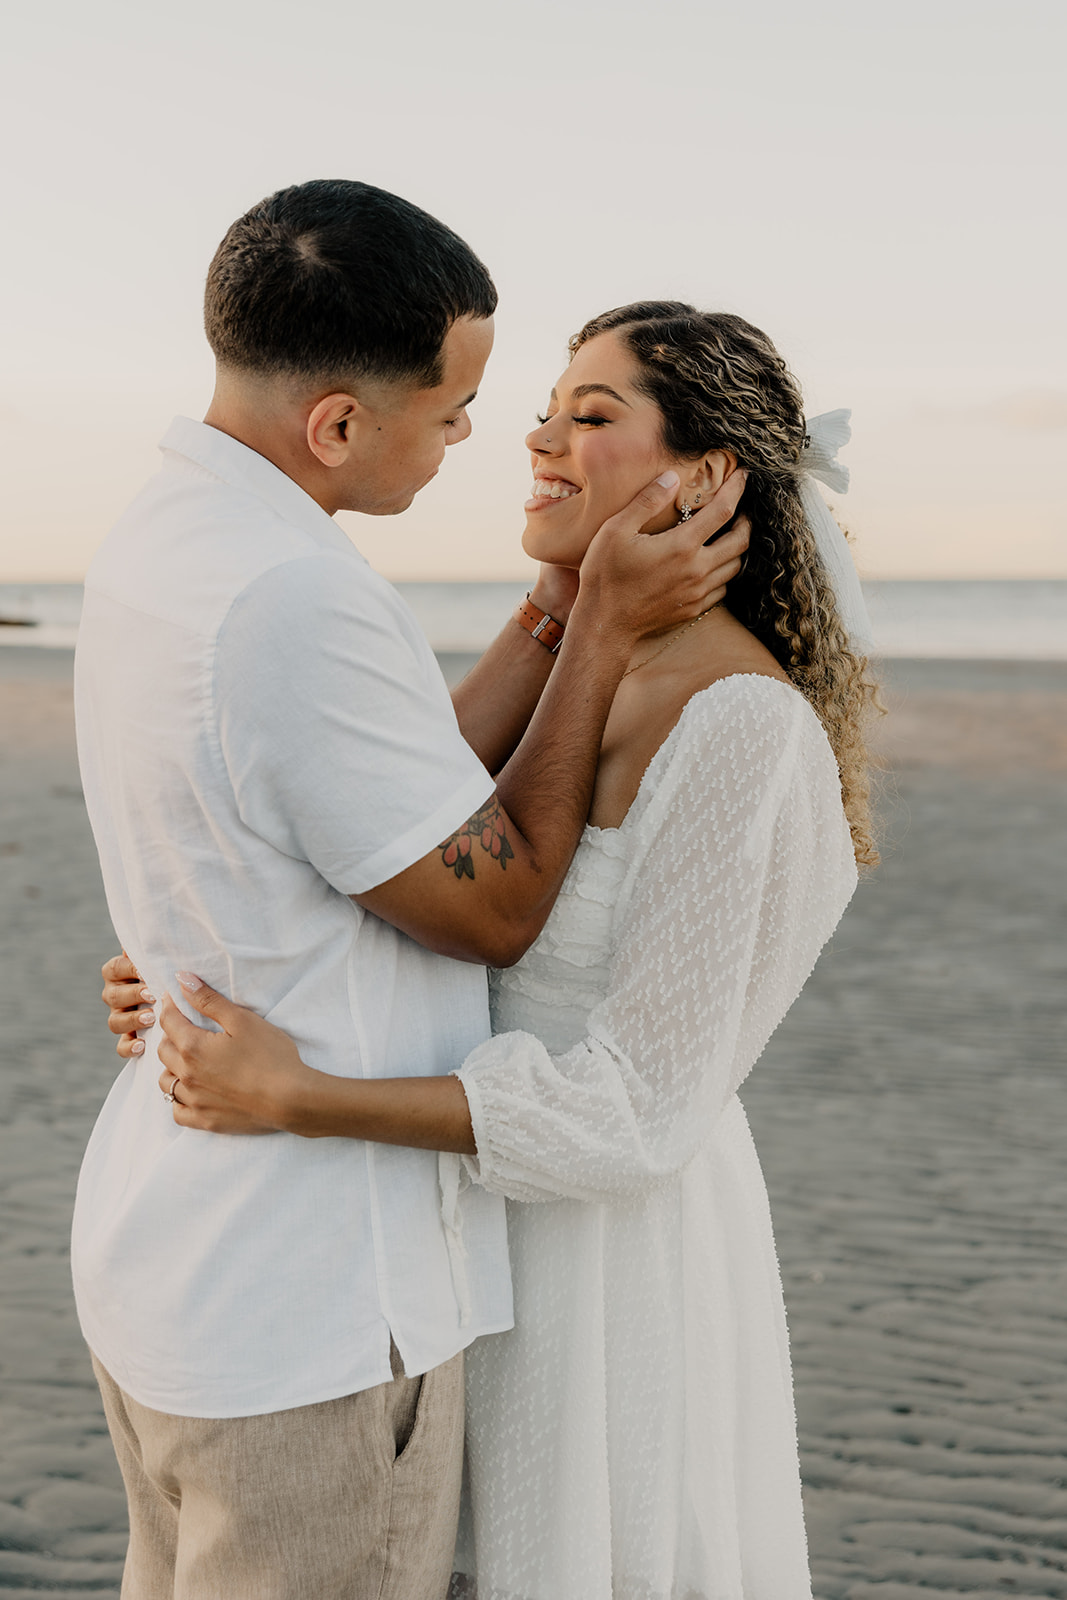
[[2, 579, 1066, 659]]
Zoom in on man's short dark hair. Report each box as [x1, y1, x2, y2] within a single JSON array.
[[204, 179, 497, 390]]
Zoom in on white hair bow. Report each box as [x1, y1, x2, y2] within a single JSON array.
[[803, 408, 852, 493], [798, 409, 874, 655]]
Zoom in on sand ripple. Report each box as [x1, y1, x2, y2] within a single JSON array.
[[745, 661, 1067, 1595], [2, 653, 1065, 1595]]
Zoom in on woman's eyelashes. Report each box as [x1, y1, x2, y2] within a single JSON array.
[[534, 412, 608, 427]]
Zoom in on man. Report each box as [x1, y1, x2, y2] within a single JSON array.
[[74, 178, 746, 1598]]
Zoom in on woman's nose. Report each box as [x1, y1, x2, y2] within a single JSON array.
[[526, 420, 556, 453]]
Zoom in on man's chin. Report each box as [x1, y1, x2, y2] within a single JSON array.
[[357, 492, 417, 517]]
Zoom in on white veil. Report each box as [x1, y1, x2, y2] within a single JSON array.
[[799, 409, 874, 656]]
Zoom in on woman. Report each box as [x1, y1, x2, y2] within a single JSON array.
[[104, 303, 880, 1599]]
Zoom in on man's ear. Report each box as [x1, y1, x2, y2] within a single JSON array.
[[307, 393, 361, 468]]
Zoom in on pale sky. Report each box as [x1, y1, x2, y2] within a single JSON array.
[[1, 0, 1064, 581]]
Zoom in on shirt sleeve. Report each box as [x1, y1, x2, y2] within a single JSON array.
[[214, 552, 494, 895], [455, 679, 858, 1204]]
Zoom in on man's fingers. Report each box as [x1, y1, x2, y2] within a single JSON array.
[[675, 469, 748, 548], [705, 514, 750, 561], [677, 512, 749, 616], [600, 470, 680, 537], [711, 566, 742, 601], [701, 518, 749, 590], [575, 465, 751, 639]]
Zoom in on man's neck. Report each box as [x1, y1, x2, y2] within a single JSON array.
[[203, 388, 335, 514]]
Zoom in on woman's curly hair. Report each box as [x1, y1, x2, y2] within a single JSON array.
[[571, 302, 881, 867]]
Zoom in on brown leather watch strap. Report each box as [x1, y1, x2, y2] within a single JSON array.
[[514, 594, 565, 654]]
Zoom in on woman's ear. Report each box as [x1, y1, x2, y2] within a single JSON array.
[[306, 393, 360, 468], [677, 449, 738, 515]]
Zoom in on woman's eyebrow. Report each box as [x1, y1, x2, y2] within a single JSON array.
[[548, 384, 632, 407], [570, 383, 632, 406]]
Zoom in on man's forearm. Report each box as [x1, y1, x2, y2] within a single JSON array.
[[352, 596, 627, 971], [452, 581, 575, 773], [451, 618, 556, 774], [487, 593, 632, 937], [354, 473, 736, 968]]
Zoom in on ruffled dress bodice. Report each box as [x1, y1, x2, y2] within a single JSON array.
[[490, 823, 628, 1052]]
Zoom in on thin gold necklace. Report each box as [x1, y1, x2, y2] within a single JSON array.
[[621, 607, 717, 679]]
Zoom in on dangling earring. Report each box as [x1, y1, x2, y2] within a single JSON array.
[[679, 502, 692, 523]]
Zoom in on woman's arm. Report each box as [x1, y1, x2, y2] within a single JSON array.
[[153, 979, 475, 1150], [102, 958, 475, 1147]]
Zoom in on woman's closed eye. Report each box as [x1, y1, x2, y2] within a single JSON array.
[[535, 412, 607, 427]]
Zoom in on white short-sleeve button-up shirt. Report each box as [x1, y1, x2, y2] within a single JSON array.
[[72, 418, 513, 1418]]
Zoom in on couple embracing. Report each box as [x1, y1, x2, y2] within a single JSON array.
[[76, 177, 879, 1599]]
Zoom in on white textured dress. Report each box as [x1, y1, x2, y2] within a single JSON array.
[[446, 674, 859, 1600]]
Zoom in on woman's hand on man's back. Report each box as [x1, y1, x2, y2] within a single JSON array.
[[102, 951, 154, 1059]]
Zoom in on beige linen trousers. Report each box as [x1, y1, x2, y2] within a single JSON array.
[[92, 1344, 464, 1600]]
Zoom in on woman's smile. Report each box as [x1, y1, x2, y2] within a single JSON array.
[[524, 471, 583, 511]]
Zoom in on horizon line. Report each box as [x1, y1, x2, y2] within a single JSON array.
[[4, 573, 1067, 587]]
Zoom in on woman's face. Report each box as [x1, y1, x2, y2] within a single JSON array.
[[522, 331, 690, 568]]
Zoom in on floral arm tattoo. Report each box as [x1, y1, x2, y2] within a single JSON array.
[[439, 797, 515, 880]]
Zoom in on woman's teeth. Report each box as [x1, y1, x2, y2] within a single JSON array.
[[531, 479, 580, 500]]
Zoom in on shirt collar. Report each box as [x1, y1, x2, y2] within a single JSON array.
[[159, 416, 364, 562]]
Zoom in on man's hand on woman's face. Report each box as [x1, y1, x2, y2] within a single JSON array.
[[577, 469, 750, 643]]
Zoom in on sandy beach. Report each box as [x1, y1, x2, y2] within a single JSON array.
[[1, 644, 1065, 1598]]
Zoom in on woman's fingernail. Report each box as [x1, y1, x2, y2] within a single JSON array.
[[656, 470, 679, 489], [140, 989, 156, 1003], [176, 971, 202, 991], [131, 1040, 146, 1055], [138, 1011, 155, 1027]]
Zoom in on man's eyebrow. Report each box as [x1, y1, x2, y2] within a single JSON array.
[[451, 390, 478, 409]]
